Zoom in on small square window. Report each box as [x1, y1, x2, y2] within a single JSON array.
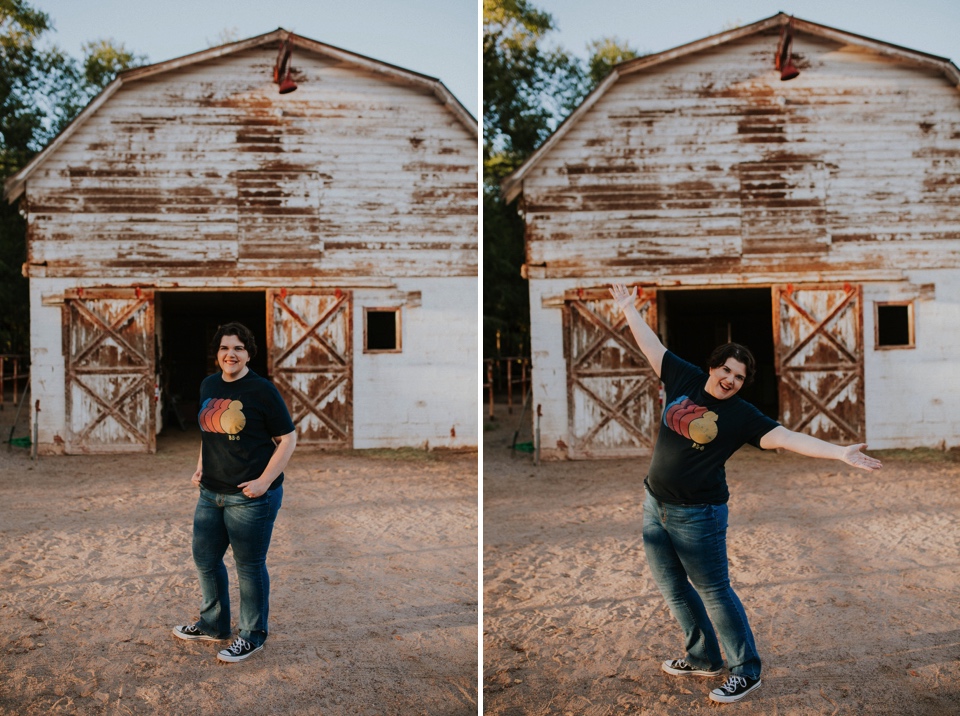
[[875, 302, 914, 349], [364, 308, 401, 353]]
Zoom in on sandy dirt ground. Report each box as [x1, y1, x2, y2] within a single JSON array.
[[0, 413, 478, 716], [483, 404, 960, 715]]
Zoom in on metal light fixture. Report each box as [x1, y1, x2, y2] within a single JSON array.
[[274, 37, 298, 94], [775, 20, 800, 81]]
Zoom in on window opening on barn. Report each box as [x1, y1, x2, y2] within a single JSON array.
[[364, 308, 401, 353], [875, 302, 914, 349]]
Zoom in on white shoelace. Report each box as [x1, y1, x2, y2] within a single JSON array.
[[718, 675, 748, 693], [226, 637, 251, 654]]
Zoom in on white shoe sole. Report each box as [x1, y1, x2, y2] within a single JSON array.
[[217, 644, 264, 662], [661, 660, 722, 677], [709, 679, 762, 703], [172, 626, 224, 642]]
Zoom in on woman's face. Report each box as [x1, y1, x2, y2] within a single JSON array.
[[705, 357, 747, 400], [217, 333, 250, 382]]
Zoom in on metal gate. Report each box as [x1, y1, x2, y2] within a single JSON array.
[[563, 287, 660, 458], [773, 283, 864, 443], [63, 289, 156, 453], [267, 289, 352, 447]]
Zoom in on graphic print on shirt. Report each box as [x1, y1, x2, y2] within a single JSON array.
[[663, 396, 719, 445], [198, 398, 246, 435]]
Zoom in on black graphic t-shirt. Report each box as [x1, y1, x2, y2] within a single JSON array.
[[645, 351, 779, 505], [198, 370, 295, 494]]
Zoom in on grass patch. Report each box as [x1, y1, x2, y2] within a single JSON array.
[[339, 447, 442, 462], [872, 447, 960, 463]]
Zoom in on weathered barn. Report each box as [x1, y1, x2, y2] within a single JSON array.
[[502, 13, 960, 459], [5, 28, 478, 454]]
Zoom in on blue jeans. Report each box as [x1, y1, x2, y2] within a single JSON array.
[[191, 484, 283, 647], [642, 491, 761, 679]]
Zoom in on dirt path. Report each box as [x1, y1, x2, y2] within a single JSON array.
[[0, 427, 478, 715], [483, 406, 960, 715]]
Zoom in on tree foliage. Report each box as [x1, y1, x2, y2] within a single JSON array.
[[0, 0, 146, 354], [483, 0, 639, 358]]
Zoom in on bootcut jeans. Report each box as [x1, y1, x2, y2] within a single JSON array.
[[191, 484, 283, 647], [642, 490, 761, 679]]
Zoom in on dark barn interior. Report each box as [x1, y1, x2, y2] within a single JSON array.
[[660, 287, 778, 420], [157, 291, 267, 433]]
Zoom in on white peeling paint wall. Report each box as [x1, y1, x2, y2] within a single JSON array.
[[29, 277, 71, 451], [353, 276, 477, 449], [528, 278, 572, 458], [864, 271, 960, 449]]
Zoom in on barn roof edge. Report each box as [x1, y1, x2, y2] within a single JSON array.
[[4, 27, 475, 203], [500, 12, 960, 203]]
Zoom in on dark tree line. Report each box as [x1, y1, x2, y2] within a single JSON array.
[[0, 0, 145, 355], [483, 0, 639, 359]]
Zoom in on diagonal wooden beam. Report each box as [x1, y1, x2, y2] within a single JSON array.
[[568, 299, 649, 370], [70, 298, 150, 369], [572, 376, 656, 448], [275, 373, 349, 440], [273, 295, 348, 368], [72, 373, 149, 442], [780, 289, 858, 368], [782, 371, 860, 441]]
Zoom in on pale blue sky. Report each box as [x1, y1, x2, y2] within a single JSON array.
[[534, 0, 959, 67], [33, 0, 478, 117]]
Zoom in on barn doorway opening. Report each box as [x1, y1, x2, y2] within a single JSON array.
[[156, 291, 267, 434], [659, 287, 778, 420]]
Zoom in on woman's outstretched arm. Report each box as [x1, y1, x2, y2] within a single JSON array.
[[610, 283, 667, 378], [760, 426, 882, 471]]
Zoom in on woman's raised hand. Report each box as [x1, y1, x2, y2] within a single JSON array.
[[610, 283, 636, 311]]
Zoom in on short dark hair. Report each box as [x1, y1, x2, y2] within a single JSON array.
[[213, 322, 258, 359], [707, 342, 756, 386]]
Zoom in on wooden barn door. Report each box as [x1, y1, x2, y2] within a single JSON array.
[[63, 289, 156, 453], [563, 287, 661, 459], [267, 289, 353, 448], [773, 284, 865, 443]]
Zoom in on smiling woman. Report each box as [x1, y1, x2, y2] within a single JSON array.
[[608, 282, 880, 703], [173, 321, 298, 663]]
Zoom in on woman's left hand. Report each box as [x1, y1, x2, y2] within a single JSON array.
[[841, 443, 883, 471], [238, 478, 267, 498]]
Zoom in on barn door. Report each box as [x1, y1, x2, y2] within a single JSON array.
[[564, 287, 660, 459], [773, 284, 864, 443], [63, 289, 156, 453], [267, 289, 352, 447]]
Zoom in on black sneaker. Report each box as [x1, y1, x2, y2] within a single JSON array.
[[661, 658, 722, 676], [172, 624, 225, 641], [217, 636, 264, 663], [709, 674, 762, 703]]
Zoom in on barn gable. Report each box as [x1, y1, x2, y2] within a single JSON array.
[[505, 13, 960, 282], [6, 28, 478, 280]]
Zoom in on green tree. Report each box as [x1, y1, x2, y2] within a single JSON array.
[[483, 0, 639, 359], [80, 38, 148, 93], [585, 36, 641, 86], [0, 0, 145, 354]]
